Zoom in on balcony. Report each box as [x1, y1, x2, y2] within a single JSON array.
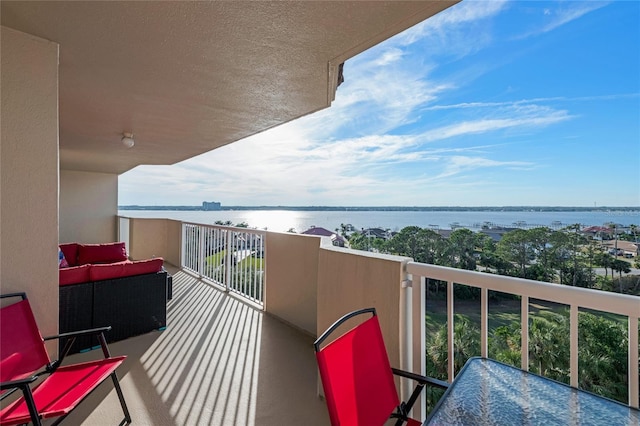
[[59, 217, 638, 424], [61, 265, 330, 425]]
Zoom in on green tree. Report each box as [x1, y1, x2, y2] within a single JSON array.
[[477, 235, 512, 274], [523, 227, 557, 282], [489, 325, 521, 367], [528, 312, 569, 381], [337, 223, 351, 238], [595, 251, 613, 280], [611, 259, 631, 292], [581, 240, 602, 288], [386, 226, 447, 264], [496, 229, 534, 277], [564, 224, 588, 286], [578, 312, 628, 402], [427, 315, 480, 380], [347, 231, 368, 250], [448, 228, 478, 271]]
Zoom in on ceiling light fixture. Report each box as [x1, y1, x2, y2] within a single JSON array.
[[121, 132, 135, 148]]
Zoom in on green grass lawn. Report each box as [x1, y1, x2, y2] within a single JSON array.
[[426, 295, 627, 337], [205, 250, 264, 270]]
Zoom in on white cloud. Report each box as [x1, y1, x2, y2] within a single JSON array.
[[436, 156, 535, 179], [120, 0, 634, 207], [397, 0, 510, 46], [373, 48, 405, 66], [515, 1, 610, 39], [421, 107, 573, 142]]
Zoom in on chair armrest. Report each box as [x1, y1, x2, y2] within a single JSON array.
[[1, 376, 37, 391], [390, 368, 449, 424], [392, 368, 449, 390], [45, 327, 113, 370], [43, 326, 112, 341]]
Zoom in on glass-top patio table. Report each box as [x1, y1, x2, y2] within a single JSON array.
[[426, 357, 640, 425]]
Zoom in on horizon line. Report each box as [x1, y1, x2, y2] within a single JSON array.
[[118, 205, 640, 210]]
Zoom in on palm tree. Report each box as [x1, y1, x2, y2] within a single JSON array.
[[427, 315, 480, 379], [611, 259, 631, 292], [630, 224, 638, 254], [528, 312, 569, 382]]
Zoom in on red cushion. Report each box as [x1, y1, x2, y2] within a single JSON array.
[[59, 264, 92, 286], [0, 357, 126, 425], [89, 258, 163, 281], [124, 258, 164, 276], [59, 243, 80, 267], [77, 242, 127, 265]]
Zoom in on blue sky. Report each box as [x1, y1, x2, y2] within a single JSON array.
[[119, 0, 640, 207]]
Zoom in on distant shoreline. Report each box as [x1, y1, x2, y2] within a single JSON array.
[[118, 205, 640, 212]]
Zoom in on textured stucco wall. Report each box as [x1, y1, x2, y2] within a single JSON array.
[[59, 170, 117, 243], [1, 26, 60, 343], [126, 217, 181, 266], [317, 247, 410, 368], [265, 232, 321, 336]]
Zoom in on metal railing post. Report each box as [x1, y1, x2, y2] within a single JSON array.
[[407, 262, 640, 409], [225, 229, 233, 292], [181, 223, 186, 268], [399, 272, 412, 407], [197, 225, 205, 278]]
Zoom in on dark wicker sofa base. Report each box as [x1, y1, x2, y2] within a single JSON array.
[[59, 271, 168, 354]]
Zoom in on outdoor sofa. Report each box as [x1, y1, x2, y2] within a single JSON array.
[[58, 242, 169, 353]]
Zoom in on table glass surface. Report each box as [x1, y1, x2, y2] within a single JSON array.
[[426, 358, 640, 426]]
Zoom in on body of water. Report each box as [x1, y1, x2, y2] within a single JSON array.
[[118, 209, 640, 234]]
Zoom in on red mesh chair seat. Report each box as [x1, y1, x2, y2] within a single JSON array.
[[0, 292, 130, 426], [1, 357, 126, 425], [314, 308, 448, 426]]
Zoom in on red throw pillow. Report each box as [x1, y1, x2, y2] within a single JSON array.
[[59, 243, 80, 266], [78, 242, 127, 265], [59, 264, 92, 286]]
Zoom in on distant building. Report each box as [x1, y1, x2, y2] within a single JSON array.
[[302, 226, 346, 247], [581, 226, 613, 240], [434, 229, 453, 239], [202, 201, 221, 211], [362, 227, 391, 240], [479, 227, 518, 242]]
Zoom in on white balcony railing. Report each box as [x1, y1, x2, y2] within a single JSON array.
[[406, 262, 640, 416], [181, 222, 266, 307], [121, 216, 637, 418]]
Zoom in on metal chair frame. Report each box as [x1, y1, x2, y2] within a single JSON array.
[[0, 292, 131, 426], [314, 307, 448, 426]]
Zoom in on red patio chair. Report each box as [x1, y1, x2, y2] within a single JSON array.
[[0, 292, 131, 426], [314, 307, 448, 426]]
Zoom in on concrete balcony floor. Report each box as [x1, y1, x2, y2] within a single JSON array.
[[62, 267, 330, 425]]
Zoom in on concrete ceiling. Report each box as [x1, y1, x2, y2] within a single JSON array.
[[1, 1, 458, 174]]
